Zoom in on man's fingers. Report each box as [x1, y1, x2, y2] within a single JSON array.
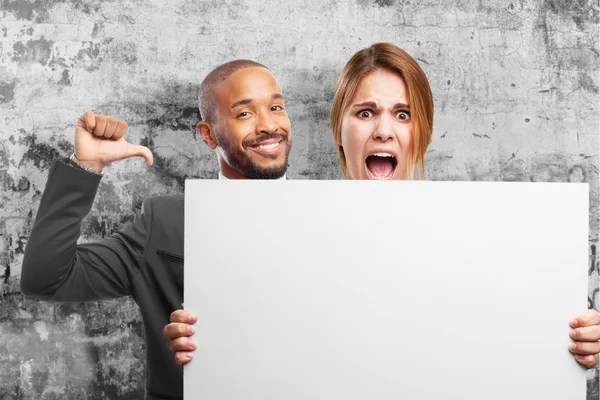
[[94, 114, 107, 137], [569, 340, 600, 355], [77, 113, 127, 140], [570, 309, 600, 328], [163, 322, 195, 340], [169, 310, 188, 323], [124, 143, 154, 166], [167, 337, 196, 352], [113, 120, 128, 140], [170, 310, 198, 324], [575, 354, 598, 369], [76, 111, 96, 133], [175, 351, 194, 366], [104, 116, 119, 139], [570, 325, 600, 342]]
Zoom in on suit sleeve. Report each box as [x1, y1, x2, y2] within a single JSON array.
[[20, 158, 151, 302]]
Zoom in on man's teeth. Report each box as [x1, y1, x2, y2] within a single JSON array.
[[371, 152, 394, 157], [255, 142, 279, 150]]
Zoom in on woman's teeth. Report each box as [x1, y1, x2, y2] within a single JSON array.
[[371, 152, 394, 157]]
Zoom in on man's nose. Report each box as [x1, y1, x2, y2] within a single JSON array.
[[256, 111, 279, 134]]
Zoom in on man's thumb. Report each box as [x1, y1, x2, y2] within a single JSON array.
[[124, 143, 154, 166]]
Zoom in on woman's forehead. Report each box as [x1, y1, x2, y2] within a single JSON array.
[[351, 70, 409, 105]]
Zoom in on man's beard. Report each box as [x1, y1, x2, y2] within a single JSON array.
[[216, 132, 291, 179]]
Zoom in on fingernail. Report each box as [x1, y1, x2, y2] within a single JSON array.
[[187, 325, 195, 335], [187, 314, 196, 323], [570, 319, 579, 328], [569, 343, 577, 351], [185, 352, 194, 360], [189, 339, 196, 348], [570, 329, 578, 339]]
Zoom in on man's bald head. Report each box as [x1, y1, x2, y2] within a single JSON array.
[[197, 59, 269, 124]]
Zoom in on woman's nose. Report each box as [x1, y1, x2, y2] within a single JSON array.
[[372, 114, 394, 141]]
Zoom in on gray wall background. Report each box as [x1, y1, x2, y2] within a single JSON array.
[[0, 0, 598, 398]]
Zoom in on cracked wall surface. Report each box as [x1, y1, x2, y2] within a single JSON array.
[[0, 0, 598, 398]]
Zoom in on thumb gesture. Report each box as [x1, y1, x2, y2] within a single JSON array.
[[74, 111, 153, 172]]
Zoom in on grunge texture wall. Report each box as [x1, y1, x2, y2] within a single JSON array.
[[0, 0, 598, 398]]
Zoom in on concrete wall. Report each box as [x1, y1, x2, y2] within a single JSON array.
[[0, 0, 598, 398]]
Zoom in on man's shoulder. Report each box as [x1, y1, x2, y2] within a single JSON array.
[[144, 193, 184, 208], [142, 194, 184, 219], [139, 194, 184, 252]]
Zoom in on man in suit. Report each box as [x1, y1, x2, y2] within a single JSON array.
[[20, 59, 292, 400]]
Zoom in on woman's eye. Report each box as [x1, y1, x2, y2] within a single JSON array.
[[357, 110, 373, 118], [396, 111, 411, 121]]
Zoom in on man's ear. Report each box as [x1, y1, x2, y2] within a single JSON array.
[[197, 121, 218, 150]]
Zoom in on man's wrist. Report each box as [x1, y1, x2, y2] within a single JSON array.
[[69, 153, 104, 175]]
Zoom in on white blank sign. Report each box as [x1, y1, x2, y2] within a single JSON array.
[[184, 180, 588, 400]]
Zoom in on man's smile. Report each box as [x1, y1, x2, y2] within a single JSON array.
[[249, 138, 284, 156]]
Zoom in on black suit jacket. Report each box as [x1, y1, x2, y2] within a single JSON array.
[[21, 159, 185, 400]]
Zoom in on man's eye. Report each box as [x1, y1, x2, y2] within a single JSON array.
[[396, 111, 411, 121], [271, 105, 284, 111], [237, 111, 250, 118], [357, 110, 373, 118]]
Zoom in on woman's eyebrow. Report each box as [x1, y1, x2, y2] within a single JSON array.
[[393, 102, 410, 109], [351, 101, 378, 108]]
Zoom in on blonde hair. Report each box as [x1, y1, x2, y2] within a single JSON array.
[[330, 43, 434, 179]]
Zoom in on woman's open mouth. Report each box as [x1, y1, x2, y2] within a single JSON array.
[[365, 152, 397, 180]]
